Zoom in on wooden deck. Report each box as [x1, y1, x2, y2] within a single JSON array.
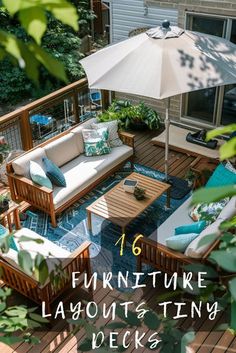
[[1, 129, 234, 353]]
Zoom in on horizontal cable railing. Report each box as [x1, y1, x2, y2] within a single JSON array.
[[0, 78, 105, 152]]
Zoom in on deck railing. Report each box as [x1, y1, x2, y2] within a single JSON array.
[[0, 78, 109, 152]]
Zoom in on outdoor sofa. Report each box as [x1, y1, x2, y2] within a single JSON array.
[[6, 118, 135, 227], [0, 226, 92, 315], [137, 195, 236, 274]]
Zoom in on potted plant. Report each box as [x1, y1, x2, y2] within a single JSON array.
[[0, 194, 10, 214], [98, 100, 161, 131]]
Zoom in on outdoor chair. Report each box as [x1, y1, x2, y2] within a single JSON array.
[[0, 209, 92, 315]]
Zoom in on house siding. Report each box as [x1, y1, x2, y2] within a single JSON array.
[[111, 0, 236, 126], [110, 0, 178, 43]]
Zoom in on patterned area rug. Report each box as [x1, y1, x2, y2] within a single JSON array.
[[23, 164, 190, 290]]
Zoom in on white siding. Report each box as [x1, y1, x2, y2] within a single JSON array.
[[109, 0, 178, 43]]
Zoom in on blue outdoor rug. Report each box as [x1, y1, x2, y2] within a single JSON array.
[[23, 164, 190, 290]]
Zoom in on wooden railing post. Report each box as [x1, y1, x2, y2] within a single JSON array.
[[20, 110, 33, 151], [101, 90, 110, 111], [73, 88, 80, 123]]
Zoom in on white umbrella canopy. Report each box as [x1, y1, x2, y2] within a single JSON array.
[[80, 21, 236, 182], [81, 23, 236, 100]]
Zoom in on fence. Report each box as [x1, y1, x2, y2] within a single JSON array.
[[0, 78, 108, 152]]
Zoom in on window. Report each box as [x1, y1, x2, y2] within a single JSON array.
[[184, 14, 236, 126]]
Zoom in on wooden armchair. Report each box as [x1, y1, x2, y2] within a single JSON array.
[[0, 208, 92, 315]]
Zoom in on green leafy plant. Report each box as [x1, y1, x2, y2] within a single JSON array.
[[0, 287, 47, 345], [98, 100, 161, 130]]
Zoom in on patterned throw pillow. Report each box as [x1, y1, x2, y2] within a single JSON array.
[[91, 120, 123, 147], [189, 198, 229, 223], [82, 128, 111, 157]]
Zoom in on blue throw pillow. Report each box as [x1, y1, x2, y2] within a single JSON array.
[[206, 163, 236, 188], [175, 221, 206, 235], [43, 157, 66, 187], [166, 233, 199, 253], [30, 161, 52, 189]]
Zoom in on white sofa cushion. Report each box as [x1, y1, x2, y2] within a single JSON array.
[[12, 147, 46, 177], [149, 196, 193, 245], [184, 218, 222, 259], [44, 133, 80, 167], [71, 118, 97, 154], [53, 144, 133, 209]]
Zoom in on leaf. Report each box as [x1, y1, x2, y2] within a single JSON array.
[[18, 236, 44, 244], [231, 301, 236, 330], [0, 336, 22, 345], [197, 233, 218, 248], [181, 332, 195, 353], [219, 137, 236, 160], [19, 7, 47, 45], [106, 322, 128, 329], [44, 0, 78, 31], [207, 124, 236, 141], [78, 338, 92, 352], [157, 290, 183, 303], [220, 216, 236, 231], [184, 263, 218, 279], [143, 311, 160, 330], [34, 254, 49, 285], [29, 43, 68, 82], [18, 250, 33, 276], [229, 278, 236, 301], [5, 306, 28, 318], [29, 313, 49, 324], [2, 0, 21, 14], [210, 248, 236, 272], [191, 185, 236, 204]]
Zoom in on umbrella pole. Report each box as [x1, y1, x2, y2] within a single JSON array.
[[164, 98, 170, 182]]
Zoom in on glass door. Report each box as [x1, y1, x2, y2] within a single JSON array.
[[185, 15, 226, 125], [220, 20, 236, 125]]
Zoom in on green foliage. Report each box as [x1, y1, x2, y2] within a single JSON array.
[[207, 124, 236, 161], [0, 0, 93, 106], [0, 287, 47, 345], [98, 100, 161, 130]]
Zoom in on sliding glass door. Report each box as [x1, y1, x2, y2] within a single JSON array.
[[184, 14, 236, 127]]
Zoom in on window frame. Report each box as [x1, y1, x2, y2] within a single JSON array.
[[181, 11, 236, 128]]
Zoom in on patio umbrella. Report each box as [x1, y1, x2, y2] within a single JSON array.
[[80, 20, 236, 182]]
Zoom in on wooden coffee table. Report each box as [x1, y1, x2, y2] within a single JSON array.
[[86, 172, 171, 236]]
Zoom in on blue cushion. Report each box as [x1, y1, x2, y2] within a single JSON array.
[[175, 221, 207, 235], [166, 233, 199, 253], [206, 163, 236, 188], [43, 157, 66, 187], [30, 161, 52, 189]]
